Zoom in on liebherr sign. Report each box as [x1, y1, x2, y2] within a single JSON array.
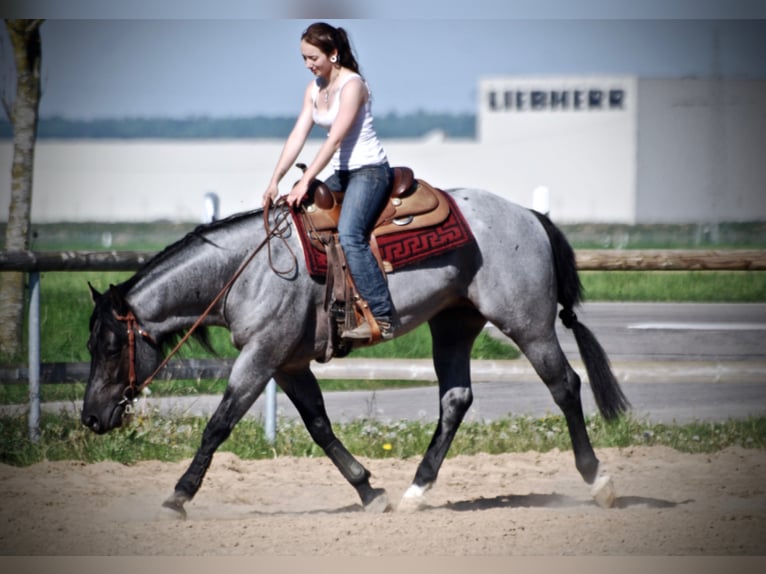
[[484, 80, 628, 112]]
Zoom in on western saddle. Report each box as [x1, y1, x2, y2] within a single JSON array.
[[294, 164, 451, 355]]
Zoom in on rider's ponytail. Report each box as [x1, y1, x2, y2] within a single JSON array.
[[302, 22, 362, 76]]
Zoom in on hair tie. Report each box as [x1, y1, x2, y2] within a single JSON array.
[[559, 308, 577, 329]]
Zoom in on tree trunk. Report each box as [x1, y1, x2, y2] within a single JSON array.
[[0, 19, 43, 361]]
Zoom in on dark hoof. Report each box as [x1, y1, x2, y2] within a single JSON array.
[[162, 491, 190, 519], [578, 458, 600, 485], [363, 487, 392, 513]]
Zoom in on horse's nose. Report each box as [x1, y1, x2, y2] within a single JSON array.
[[83, 414, 101, 433]]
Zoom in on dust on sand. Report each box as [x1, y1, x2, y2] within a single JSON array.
[[1, 446, 764, 556]]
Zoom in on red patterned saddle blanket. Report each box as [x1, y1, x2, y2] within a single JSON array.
[[291, 174, 474, 278]]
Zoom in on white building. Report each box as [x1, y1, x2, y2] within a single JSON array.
[[478, 75, 766, 223], [1, 75, 764, 224]]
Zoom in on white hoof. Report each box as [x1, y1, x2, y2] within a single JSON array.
[[397, 483, 430, 513], [591, 474, 616, 508]]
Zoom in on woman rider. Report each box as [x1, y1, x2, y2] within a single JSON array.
[[262, 22, 395, 340]]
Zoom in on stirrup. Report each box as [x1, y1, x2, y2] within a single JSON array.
[[342, 318, 393, 341]]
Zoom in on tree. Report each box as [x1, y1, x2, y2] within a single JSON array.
[[0, 19, 43, 360]]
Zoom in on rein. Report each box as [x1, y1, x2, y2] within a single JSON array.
[[116, 200, 294, 407]]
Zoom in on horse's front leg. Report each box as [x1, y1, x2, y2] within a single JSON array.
[[162, 352, 271, 518], [275, 366, 392, 513]]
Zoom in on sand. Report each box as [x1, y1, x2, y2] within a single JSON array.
[[0, 446, 764, 556]]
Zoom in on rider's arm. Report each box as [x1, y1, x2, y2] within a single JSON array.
[[286, 77, 366, 207], [262, 82, 316, 205]]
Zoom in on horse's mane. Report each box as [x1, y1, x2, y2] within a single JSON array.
[[121, 208, 264, 293], [114, 208, 265, 354]]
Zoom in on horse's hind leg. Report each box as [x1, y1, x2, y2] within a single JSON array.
[[275, 367, 392, 513], [399, 307, 485, 511], [520, 334, 615, 507]]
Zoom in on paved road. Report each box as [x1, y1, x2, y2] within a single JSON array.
[[4, 303, 765, 425], [548, 302, 766, 363], [105, 376, 764, 426]]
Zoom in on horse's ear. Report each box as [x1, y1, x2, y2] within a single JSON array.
[[88, 282, 102, 304]]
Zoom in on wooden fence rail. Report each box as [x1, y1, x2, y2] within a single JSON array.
[[574, 249, 766, 271], [0, 358, 235, 385], [2, 249, 765, 272]]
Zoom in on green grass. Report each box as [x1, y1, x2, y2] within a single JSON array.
[[0, 268, 764, 405], [1, 410, 763, 467], [26, 268, 766, 365], [580, 270, 766, 302]]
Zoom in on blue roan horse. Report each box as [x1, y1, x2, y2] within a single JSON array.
[[82, 187, 629, 516]]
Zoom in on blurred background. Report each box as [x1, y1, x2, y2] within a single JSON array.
[[1, 9, 765, 248]]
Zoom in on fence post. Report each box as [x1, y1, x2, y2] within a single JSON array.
[[264, 378, 276, 443], [202, 192, 220, 223], [28, 271, 41, 442], [532, 186, 550, 216]]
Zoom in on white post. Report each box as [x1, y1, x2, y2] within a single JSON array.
[[264, 378, 276, 443], [532, 185, 550, 216], [28, 271, 41, 442], [202, 192, 220, 223]]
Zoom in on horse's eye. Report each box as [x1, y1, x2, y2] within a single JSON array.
[[103, 339, 124, 358], [89, 330, 123, 359]]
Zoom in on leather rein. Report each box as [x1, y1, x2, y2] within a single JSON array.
[[115, 200, 294, 408]]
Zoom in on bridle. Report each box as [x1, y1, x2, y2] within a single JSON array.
[[113, 199, 295, 409], [114, 309, 155, 408]]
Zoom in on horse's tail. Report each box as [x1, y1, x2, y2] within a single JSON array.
[[531, 210, 630, 421]]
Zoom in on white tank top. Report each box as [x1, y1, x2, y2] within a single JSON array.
[[312, 73, 387, 171]]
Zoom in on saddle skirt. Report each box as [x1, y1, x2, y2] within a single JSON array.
[[291, 167, 475, 278]]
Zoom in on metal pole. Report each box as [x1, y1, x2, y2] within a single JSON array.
[[264, 378, 277, 443], [28, 271, 41, 442]]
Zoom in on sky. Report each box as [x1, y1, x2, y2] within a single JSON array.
[[1, 2, 765, 119]]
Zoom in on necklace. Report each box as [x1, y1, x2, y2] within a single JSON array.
[[322, 74, 339, 104]]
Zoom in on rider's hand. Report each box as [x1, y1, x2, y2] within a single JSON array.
[[262, 183, 279, 207], [286, 179, 309, 208]]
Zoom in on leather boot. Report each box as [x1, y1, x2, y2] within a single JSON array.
[[341, 318, 393, 341]]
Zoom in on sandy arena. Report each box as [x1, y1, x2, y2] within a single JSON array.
[[1, 445, 764, 556]]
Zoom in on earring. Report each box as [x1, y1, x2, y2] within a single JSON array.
[[330, 55, 338, 64]]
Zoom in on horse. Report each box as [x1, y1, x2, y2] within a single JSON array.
[[82, 187, 629, 516]]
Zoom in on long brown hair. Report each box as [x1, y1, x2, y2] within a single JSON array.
[[301, 22, 361, 75]]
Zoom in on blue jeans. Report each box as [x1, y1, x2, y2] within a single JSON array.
[[325, 163, 394, 319]]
